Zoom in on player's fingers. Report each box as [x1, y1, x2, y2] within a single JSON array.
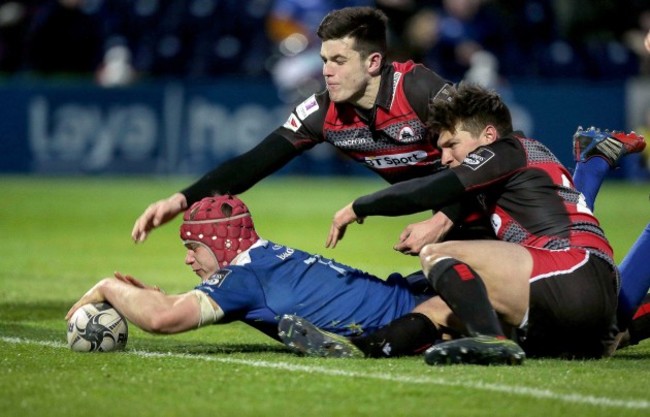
[[132, 204, 161, 242], [119, 272, 145, 288], [326, 223, 343, 248], [325, 227, 336, 248], [114, 271, 137, 286], [65, 294, 98, 320], [393, 240, 413, 254], [336, 226, 346, 245], [152, 210, 163, 227], [395, 226, 412, 251], [326, 223, 334, 247], [149, 202, 171, 228], [65, 302, 82, 320], [132, 229, 147, 243], [395, 235, 422, 255], [131, 211, 148, 234], [131, 219, 140, 241], [131, 217, 150, 243]]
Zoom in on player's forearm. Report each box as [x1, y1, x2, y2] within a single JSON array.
[[99, 279, 194, 334], [353, 169, 465, 217], [181, 132, 299, 205]]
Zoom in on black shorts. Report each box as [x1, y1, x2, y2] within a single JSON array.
[[519, 255, 619, 359]]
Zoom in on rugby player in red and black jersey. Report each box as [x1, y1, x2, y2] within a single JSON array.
[[131, 6, 476, 253], [321, 83, 619, 364]]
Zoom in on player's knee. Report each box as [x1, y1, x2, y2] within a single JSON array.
[[419, 243, 446, 272]]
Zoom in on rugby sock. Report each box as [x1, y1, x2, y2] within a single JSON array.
[[628, 295, 650, 345], [350, 313, 439, 358], [572, 158, 609, 211], [426, 257, 504, 338], [617, 223, 650, 329]]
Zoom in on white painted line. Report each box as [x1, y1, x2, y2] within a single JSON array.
[[3, 336, 648, 410]]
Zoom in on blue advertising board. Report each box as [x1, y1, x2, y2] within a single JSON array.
[[0, 77, 631, 177]]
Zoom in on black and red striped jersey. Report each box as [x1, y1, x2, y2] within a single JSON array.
[[457, 134, 613, 263], [276, 61, 453, 184], [181, 61, 455, 206], [353, 132, 615, 267]]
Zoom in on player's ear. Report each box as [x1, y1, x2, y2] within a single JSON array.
[[367, 52, 383, 75], [483, 125, 498, 144]]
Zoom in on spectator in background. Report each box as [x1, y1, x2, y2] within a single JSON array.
[[488, 0, 558, 78], [0, 1, 41, 73], [550, 0, 640, 79], [266, 0, 373, 102], [4, 0, 277, 82], [22, 0, 105, 76], [393, 5, 442, 70], [390, 0, 508, 82], [0, 0, 644, 82], [622, 7, 650, 76], [99, 0, 273, 83], [431, 0, 506, 81], [373, 0, 437, 63]]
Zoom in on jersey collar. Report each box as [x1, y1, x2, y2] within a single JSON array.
[[230, 238, 267, 266], [374, 63, 397, 111]]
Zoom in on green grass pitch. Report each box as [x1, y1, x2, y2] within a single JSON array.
[[1, 175, 649, 417]]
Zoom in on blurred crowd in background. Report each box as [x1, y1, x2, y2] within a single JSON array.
[[0, 0, 649, 99]]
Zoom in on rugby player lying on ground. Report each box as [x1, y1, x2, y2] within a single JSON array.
[[66, 194, 649, 364], [66, 194, 442, 355]]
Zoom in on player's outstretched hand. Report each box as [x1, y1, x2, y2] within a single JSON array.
[[394, 211, 453, 255], [114, 271, 164, 293], [326, 203, 364, 248], [64, 279, 109, 320], [131, 193, 188, 243]]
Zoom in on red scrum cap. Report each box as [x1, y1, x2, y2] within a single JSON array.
[[180, 195, 259, 267]]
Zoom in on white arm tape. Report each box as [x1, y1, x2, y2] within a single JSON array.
[[191, 290, 225, 327]]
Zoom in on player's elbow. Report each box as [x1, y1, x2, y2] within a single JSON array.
[[138, 293, 202, 334], [144, 311, 184, 334]]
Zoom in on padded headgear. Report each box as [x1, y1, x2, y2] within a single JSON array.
[[180, 195, 259, 267]]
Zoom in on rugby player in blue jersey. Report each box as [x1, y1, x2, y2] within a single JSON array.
[[66, 194, 439, 356]]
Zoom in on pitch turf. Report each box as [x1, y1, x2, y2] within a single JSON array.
[[1, 175, 649, 417]]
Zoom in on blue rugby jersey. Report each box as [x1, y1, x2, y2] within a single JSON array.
[[195, 239, 421, 339]]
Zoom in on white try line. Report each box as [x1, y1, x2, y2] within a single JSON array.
[[3, 336, 649, 411]]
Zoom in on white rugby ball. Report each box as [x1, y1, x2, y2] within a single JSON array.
[[67, 302, 128, 352]]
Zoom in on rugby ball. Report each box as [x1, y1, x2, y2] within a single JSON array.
[[67, 302, 128, 352]]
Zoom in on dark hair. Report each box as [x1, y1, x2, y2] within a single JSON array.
[[316, 7, 388, 58], [428, 83, 513, 138]]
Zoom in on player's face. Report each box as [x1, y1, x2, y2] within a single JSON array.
[[438, 124, 495, 167], [184, 243, 219, 281], [321, 37, 372, 105]]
